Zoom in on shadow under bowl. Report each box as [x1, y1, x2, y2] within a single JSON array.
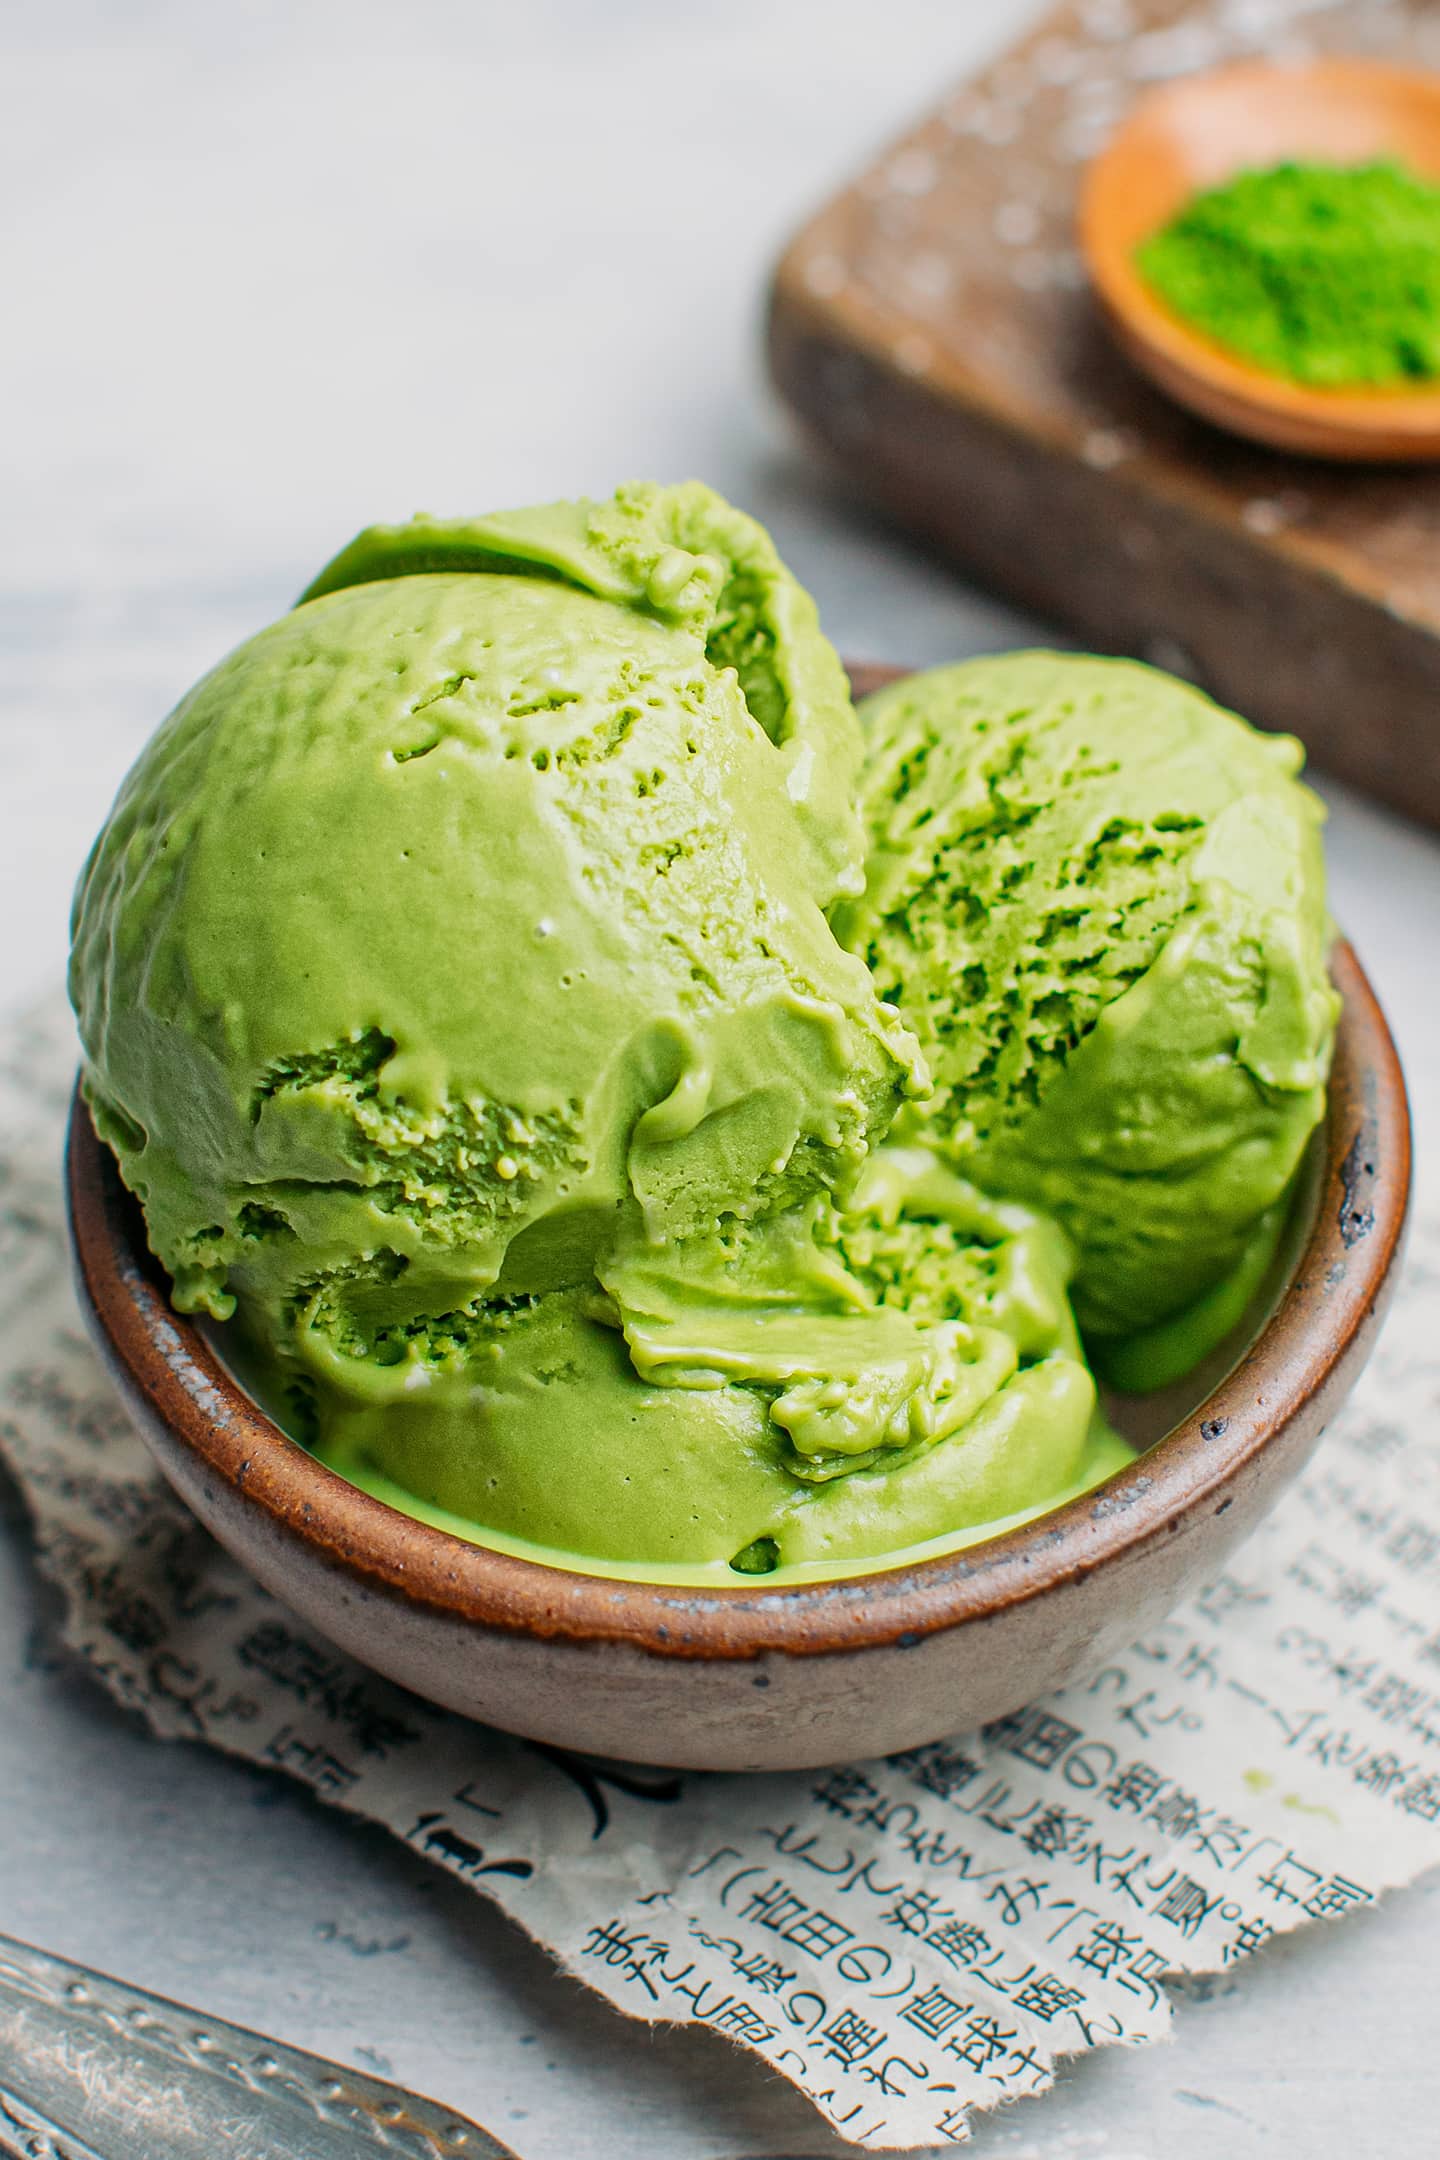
[[66, 939, 1409, 1772]]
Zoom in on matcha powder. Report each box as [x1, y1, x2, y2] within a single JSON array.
[[1137, 157, 1440, 387]]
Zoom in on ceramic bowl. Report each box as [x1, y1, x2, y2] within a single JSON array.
[[1082, 58, 1440, 460], [66, 942, 1409, 1774]]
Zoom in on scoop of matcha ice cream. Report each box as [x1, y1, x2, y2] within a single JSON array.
[[72, 487, 1123, 1577], [72, 482, 911, 1331], [839, 652, 1338, 1368]]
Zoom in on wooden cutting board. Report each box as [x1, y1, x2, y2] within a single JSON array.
[[769, 0, 1440, 829]]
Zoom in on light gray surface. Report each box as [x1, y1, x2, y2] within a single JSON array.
[[2, 3, 1438, 2155]]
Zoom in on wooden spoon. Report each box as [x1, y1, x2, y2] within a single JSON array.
[[1080, 58, 1440, 461]]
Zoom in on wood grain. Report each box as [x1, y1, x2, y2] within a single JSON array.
[[768, 0, 1440, 827]]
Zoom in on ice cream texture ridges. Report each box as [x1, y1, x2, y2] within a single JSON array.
[[70, 491, 1332, 1578], [840, 652, 1337, 1365]]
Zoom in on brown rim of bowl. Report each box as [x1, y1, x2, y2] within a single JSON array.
[[66, 937, 1409, 1660]]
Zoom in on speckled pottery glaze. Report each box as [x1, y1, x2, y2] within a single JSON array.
[[65, 923, 1408, 1771]]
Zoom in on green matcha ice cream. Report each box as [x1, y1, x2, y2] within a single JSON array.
[[309, 1151, 1115, 1575], [73, 482, 909, 1328], [71, 485, 1122, 1580], [840, 653, 1338, 1382]]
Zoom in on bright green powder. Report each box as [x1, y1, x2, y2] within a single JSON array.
[[1137, 158, 1440, 387]]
